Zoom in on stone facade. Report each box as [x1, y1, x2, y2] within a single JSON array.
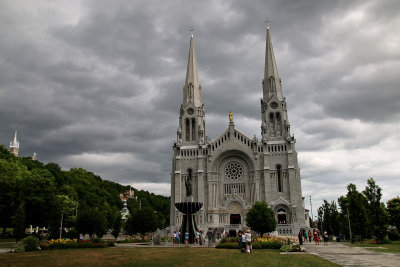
[[170, 29, 309, 236]]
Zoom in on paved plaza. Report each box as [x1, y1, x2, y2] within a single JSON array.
[[303, 242, 400, 267]]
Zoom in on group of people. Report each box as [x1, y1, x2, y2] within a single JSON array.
[[298, 229, 329, 246], [238, 230, 252, 253], [173, 229, 209, 247]]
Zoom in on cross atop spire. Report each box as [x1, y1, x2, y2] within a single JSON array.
[[264, 17, 270, 29]]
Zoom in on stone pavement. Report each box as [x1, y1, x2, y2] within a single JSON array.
[[303, 242, 400, 267]]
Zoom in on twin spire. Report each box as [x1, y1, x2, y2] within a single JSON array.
[[264, 27, 283, 101], [183, 23, 282, 106], [183, 35, 202, 107]]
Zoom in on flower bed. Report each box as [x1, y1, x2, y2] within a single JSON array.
[[42, 239, 108, 250], [216, 236, 299, 251]]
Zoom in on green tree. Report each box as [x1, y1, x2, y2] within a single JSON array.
[[363, 178, 389, 243], [317, 200, 341, 235], [110, 210, 122, 241], [338, 183, 368, 239], [245, 201, 276, 236], [387, 197, 400, 231], [125, 207, 158, 238], [13, 201, 26, 242], [76, 207, 107, 239]]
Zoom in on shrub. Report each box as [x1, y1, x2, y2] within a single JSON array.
[[47, 238, 106, 249], [219, 237, 238, 244], [23, 236, 39, 252], [383, 237, 392, 244], [279, 243, 301, 252], [388, 231, 400, 241], [107, 241, 115, 247], [65, 229, 79, 240]]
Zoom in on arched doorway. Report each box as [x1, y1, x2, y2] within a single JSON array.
[[229, 229, 237, 237], [277, 208, 287, 224], [230, 214, 241, 224]]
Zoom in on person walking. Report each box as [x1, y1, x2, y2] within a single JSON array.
[[323, 231, 329, 246], [304, 230, 308, 243], [298, 230, 303, 245], [313, 229, 319, 245], [238, 230, 242, 251], [245, 230, 252, 253], [308, 230, 312, 243], [207, 228, 213, 247], [184, 231, 189, 247]]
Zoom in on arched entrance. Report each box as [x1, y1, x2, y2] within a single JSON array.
[[229, 229, 237, 237], [230, 214, 241, 224], [277, 208, 287, 224]]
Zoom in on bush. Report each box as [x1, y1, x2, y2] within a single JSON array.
[[279, 243, 301, 252], [107, 241, 115, 247], [65, 229, 79, 240], [47, 238, 107, 249], [23, 236, 40, 251], [383, 238, 392, 244], [388, 231, 400, 241], [219, 237, 238, 244]]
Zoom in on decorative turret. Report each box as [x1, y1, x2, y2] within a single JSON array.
[[9, 129, 19, 157]]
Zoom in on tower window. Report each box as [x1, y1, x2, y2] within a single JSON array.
[[277, 165, 282, 192], [185, 119, 190, 141], [192, 118, 196, 141]]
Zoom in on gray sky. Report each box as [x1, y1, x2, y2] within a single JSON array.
[[1, 0, 399, 217]]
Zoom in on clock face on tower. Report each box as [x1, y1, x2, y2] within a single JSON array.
[[187, 108, 194, 115], [270, 102, 279, 109]]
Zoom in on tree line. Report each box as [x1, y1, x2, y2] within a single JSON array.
[[0, 145, 170, 240], [317, 178, 400, 243]]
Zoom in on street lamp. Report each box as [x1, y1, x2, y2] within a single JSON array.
[[346, 204, 352, 243], [59, 210, 64, 239]]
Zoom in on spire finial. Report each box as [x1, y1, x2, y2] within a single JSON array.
[[265, 17, 270, 29], [189, 26, 194, 38]]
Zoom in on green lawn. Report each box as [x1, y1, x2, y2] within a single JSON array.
[[350, 241, 400, 254], [0, 247, 338, 267]]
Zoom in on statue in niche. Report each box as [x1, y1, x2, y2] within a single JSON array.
[[185, 171, 192, 197]]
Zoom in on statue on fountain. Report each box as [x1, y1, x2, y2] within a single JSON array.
[[174, 169, 203, 244]]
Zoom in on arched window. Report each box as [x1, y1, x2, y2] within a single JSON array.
[[192, 118, 196, 141], [277, 164, 282, 192], [185, 119, 190, 141]]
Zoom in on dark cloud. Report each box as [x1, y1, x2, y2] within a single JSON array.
[[1, 0, 399, 212]]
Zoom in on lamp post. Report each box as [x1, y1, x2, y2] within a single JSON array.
[[59, 210, 64, 239], [346, 204, 352, 243]]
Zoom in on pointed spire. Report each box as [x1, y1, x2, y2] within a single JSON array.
[[183, 35, 202, 107], [264, 26, 283, 100], [9, 129, 19, 156]]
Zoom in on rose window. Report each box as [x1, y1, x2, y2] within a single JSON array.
[[225, 161, 244, 180]]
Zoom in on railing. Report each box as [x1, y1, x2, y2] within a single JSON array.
[[224, 224, 241, 229], [277, 224, 293, 236]]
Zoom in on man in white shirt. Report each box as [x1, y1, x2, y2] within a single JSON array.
[[245, 230, 252, 253]]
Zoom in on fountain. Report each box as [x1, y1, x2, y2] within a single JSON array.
[[174, 170, 203, 244]]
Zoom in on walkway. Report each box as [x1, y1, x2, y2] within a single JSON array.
[[303, 242, 400, 267]]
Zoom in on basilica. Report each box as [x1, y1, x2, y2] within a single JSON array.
[[170, 26, 309, 236]]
